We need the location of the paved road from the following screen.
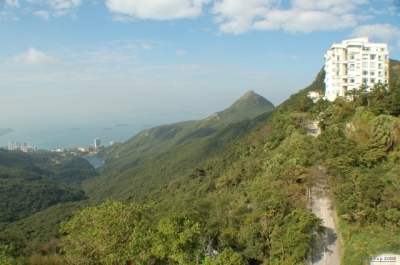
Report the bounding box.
[310,195,341,265]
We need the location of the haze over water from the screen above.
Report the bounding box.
[0,124,144,150]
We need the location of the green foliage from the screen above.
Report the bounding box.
[203,248,245,265]
[84,116,273,203]
[0,244,17,265]
[4,60,400,264]
[0,202,87,245]
[97,91,274,176]
[0,150,97,257]
[152,213,202,264]
[60,201,154,265]
[314,74,400,262]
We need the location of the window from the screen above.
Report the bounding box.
[363,70,368,75]
[362,62,368,68]
[363,78,368,84]
[350,78,355,83]
[370,54,376,60]
[378,71,382,76]
[378,63,383,69]
[370,78,375,83]
[381,48,385,52]
[336,55,340,60]
[370,71,375,76]
[349,63,355,68]
[363,46,371,51]
[385,71,388,76]
[349,54,355,60]
[370,62,376,68]
[363,55,369,60]
[378,55,382,61]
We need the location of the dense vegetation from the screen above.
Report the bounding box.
[84,113,274,203]
[1,60,399,264]
[97,90,274,176]
[0,150,97,253]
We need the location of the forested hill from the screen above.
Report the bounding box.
[1,60,400,264]
[0,149,97,233]
[97,90,274,175]
[81,59,399,264]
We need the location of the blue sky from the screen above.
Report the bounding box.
[1,0,400,128]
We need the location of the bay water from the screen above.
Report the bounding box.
[0,124,144,150]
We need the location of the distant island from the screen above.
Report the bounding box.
[0,128,13,136]
[115,123,128,126]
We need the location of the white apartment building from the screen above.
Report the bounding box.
[324,37,389,101]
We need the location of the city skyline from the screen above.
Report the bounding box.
[1,0,400,128]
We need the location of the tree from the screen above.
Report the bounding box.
[202,248,244,265]
[151,213,202,264]
[60,200,154,265]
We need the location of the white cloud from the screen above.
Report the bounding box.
[5,0,20,7]
[351,23,400,42]
[106,0,212,20]
[26,0,43,3]
[33,10,50,19]
[176,49,186,56]
[368,5,397,15]
[24,0,81,20]
[212,0,369,34]
[13,47,59,66]
[46,0,81,9]
[141,44,152,50]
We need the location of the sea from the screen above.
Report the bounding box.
[0,124,145,151]
[80,155,104,169]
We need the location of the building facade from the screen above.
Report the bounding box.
[324,37,389,101]
[94,138,101,148]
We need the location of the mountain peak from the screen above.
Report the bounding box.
[230,90,274,109]
[199,91,274,126]
[237,90,256,101]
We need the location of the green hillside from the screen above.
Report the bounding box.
[0,149,96,241]
[1,60,399,264]
[80,60,399,264]
[84,111,274,203]
[98,90,274,175]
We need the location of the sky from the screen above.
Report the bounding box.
[1,0,400,129]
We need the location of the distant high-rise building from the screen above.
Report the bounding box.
[7,141,34,151]
[94,138,101,148]
[324,37,389,101]
[8,141,14,150]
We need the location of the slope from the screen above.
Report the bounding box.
[84,111,274,203]
[98,90,274,175]
[134,61,400,263]
[3,61,399,263]
[62,71,328,265]
[82,60,400,263]
[0,149,97,232]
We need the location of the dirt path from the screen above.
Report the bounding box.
[310,193,341,265]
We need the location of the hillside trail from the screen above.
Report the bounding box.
[308,167,342,265]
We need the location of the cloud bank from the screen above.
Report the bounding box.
[104,0,370,34]
[105,0,212,20]
[351,23,400,42]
